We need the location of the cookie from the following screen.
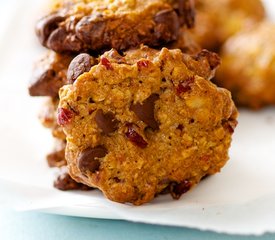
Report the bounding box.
[216,22,275,109]
[29,30,200,98]
[190,0,265,51]
[39,100,93,190]
[35,0,195,53]
[29,52,73,97]
[29,52,97,97]
[58,46,238,205]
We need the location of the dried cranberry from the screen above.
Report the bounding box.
[176,76,194,95]
[101,57,113,70]
[125,124,148,148]
[170,180,192,200]
[57,108,74,126]
[137,60,150,70]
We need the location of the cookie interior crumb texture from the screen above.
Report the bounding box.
[58,46,238,205]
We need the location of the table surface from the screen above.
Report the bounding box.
[0,208,275,240]
[0,1,275,239]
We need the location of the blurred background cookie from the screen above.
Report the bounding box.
[190,0,265,51]
[216,21,275,109]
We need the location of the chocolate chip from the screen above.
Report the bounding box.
[95,109,118,134]
[35,13,65,45]
[47,27,83,53]
[54,172,93,191]
[194,50,221,70]
[67,53,93,83]
[154,10,180,42]
[29,69,58,97]
[76,15,106,47]
[125,123,148,148]
[130,94,159,130]
[178,0,195,28]
[170,180,192,200]
[78,146,108,174]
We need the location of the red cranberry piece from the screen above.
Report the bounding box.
[176,76,194,95]
[170,180,192,200]
[125,124,148,148]
[100,57,113,70]
[137,60,150,70]
[57,108,74,126]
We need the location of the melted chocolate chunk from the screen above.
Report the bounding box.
[193,50,221,70]
[47,28,83,53]
[76,15,106,48]
[95,109,119,134]
[154,9,180,42]
[29,69,57,97]
[67,53,93,83]
[78,146,108,174]
[54,172,93,191]
[36,13,65,45]
[130,94,159,130]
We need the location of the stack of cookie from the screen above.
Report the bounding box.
[29,0,237,205]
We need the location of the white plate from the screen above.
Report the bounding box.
[0,0,275,236]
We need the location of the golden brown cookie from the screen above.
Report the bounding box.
[216,22,275,109]
[58,46,237,205]
[29,28,200,98]
[36,0,195,53]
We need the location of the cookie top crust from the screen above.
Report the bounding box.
[58,46,237,205]
[36,0,195,53]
